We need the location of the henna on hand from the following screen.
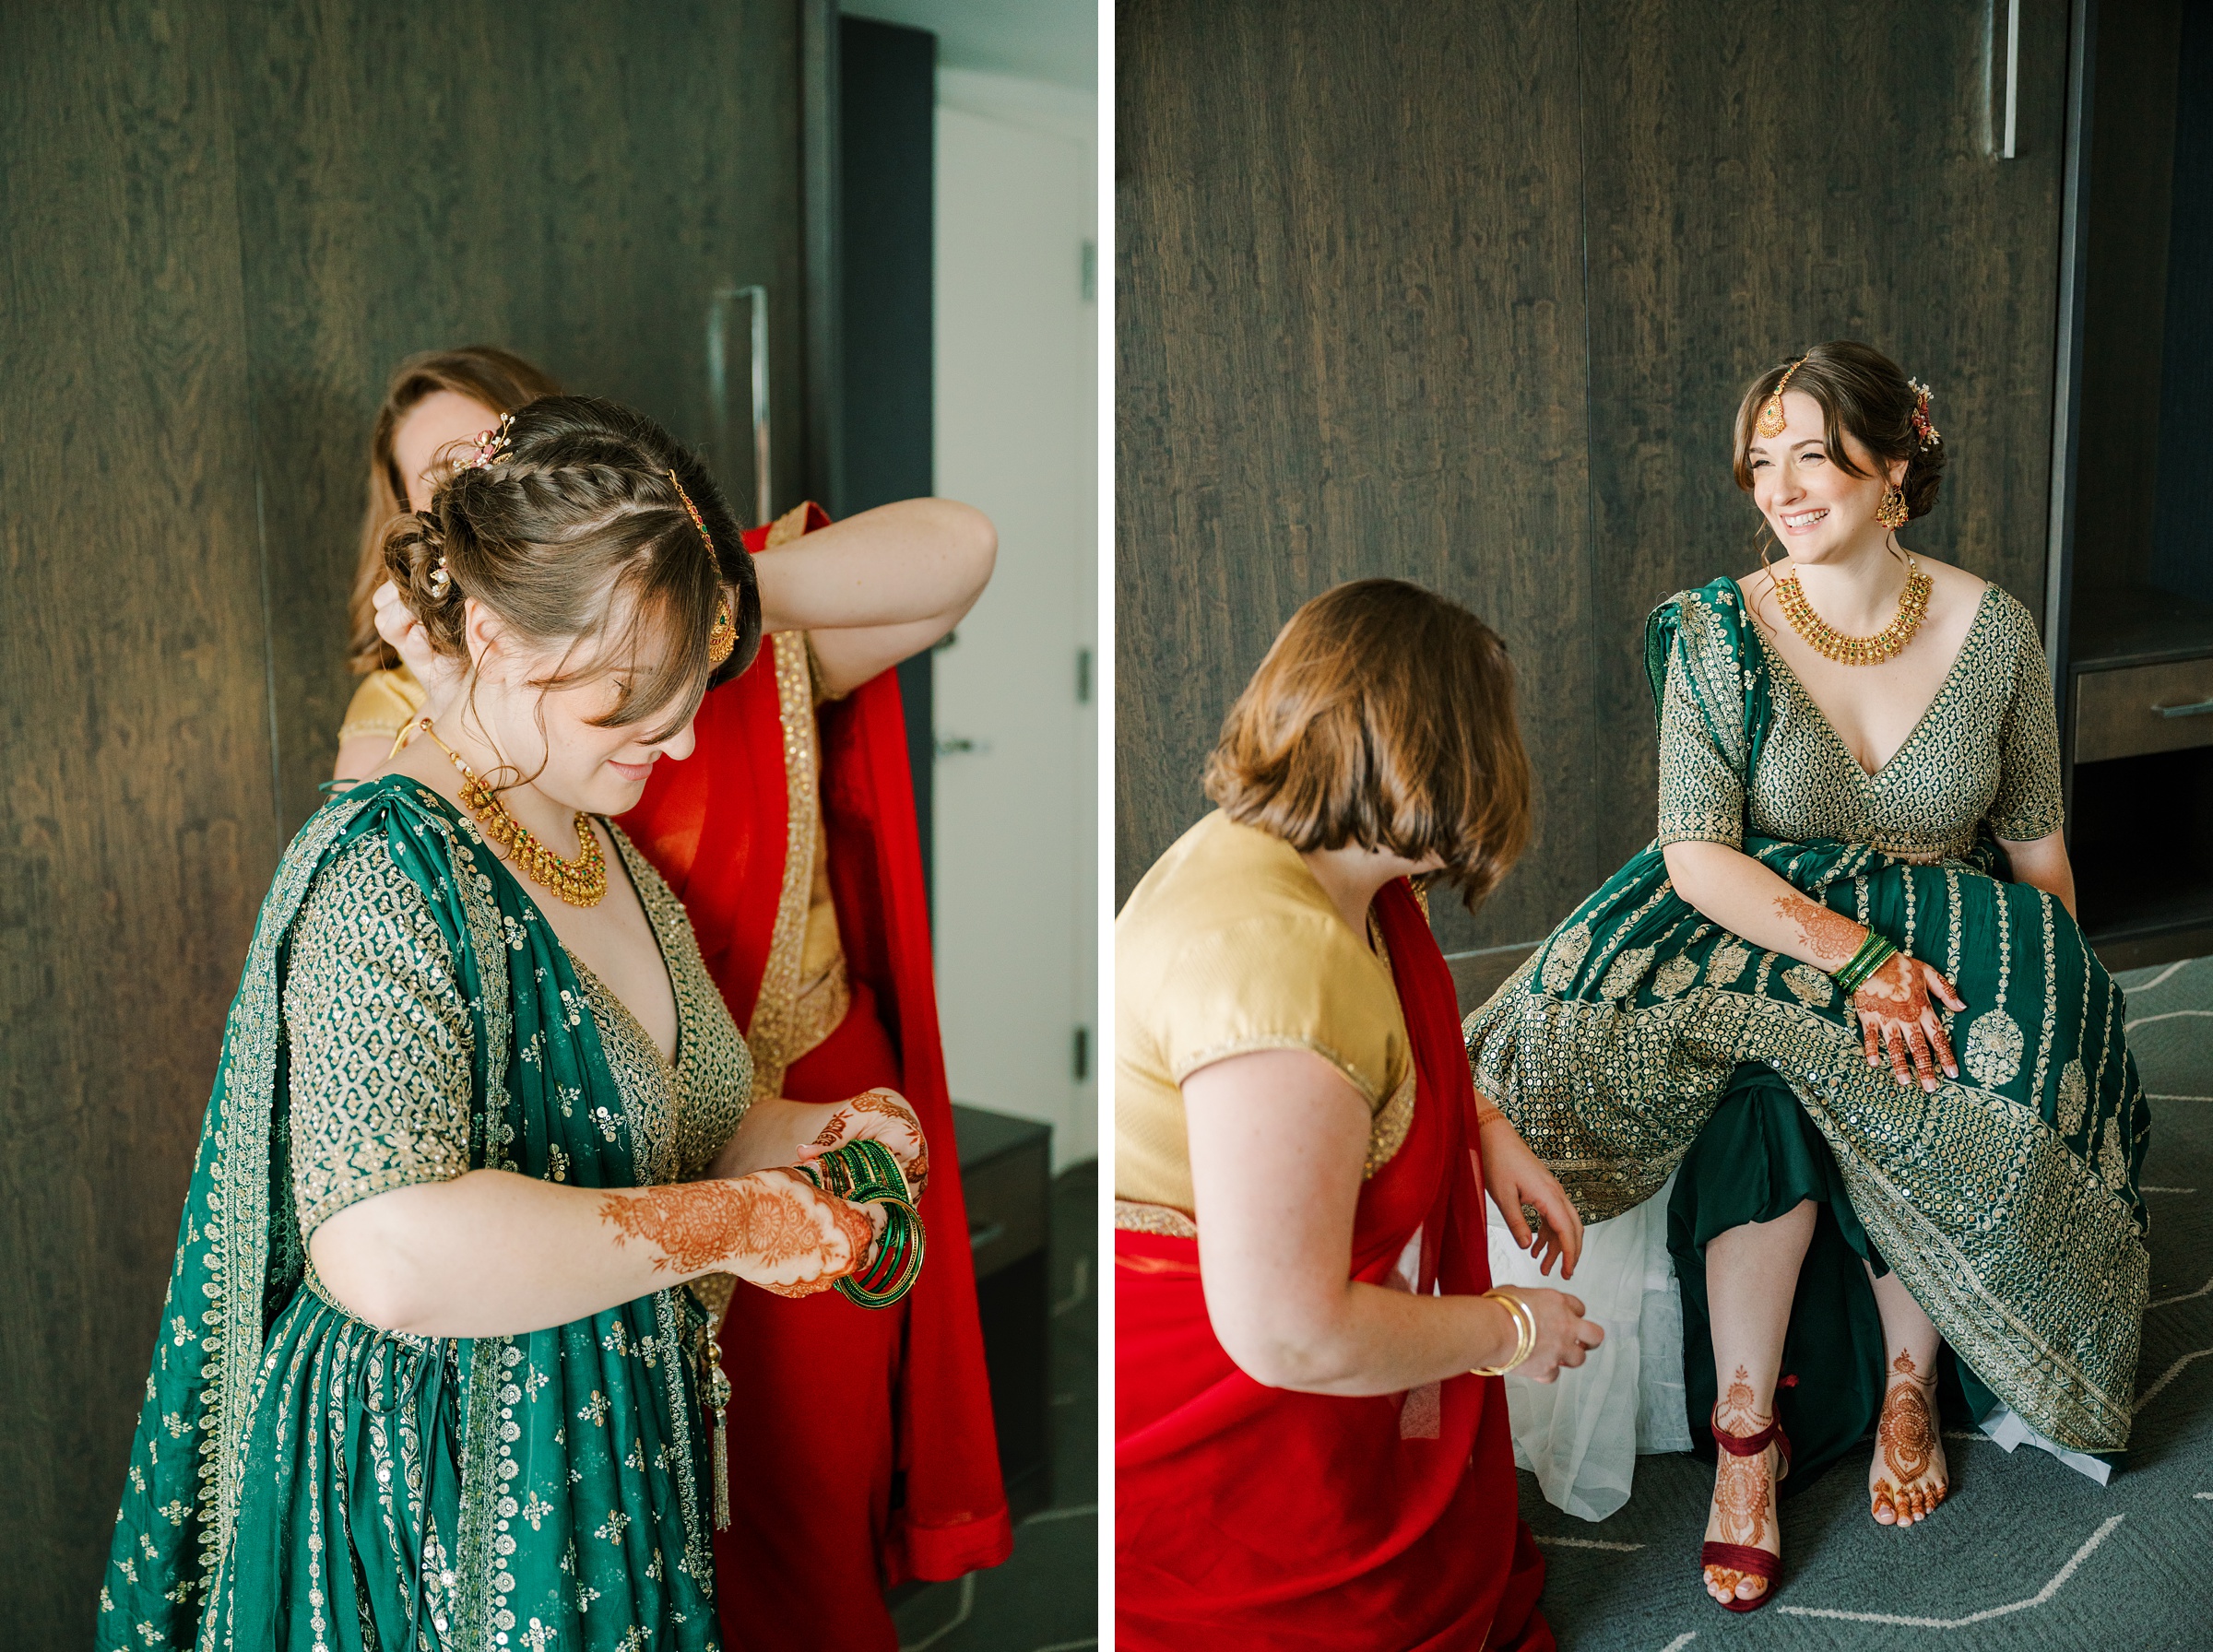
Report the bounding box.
[1852,953,1959,1086]
[811,1088,929,1194]
[598,1171,868,1293]
[1771,891,1864,968]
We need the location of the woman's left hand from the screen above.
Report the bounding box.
[796,1088,929,1198]
[1476,1109,1583,1279]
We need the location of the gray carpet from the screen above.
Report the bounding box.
[892,1162,1097,1652]
[1525,957,2213,1650]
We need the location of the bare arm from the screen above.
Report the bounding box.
[1997,830,2077,918]
[756,499,996,694]
[1182,1048,1599,1396]
[309,1166,878,1339]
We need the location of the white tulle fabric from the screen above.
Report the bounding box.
[1485,1174,1692,1521]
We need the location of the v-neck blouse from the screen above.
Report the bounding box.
[282,820,753,1239]
[1655,580,2064,863]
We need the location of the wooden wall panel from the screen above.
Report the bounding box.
[1578,0,2072,870]
[0,6,277,1645]
[229,0,809,832]
[1116,0,1593,955]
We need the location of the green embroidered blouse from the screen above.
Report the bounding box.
[1657,582,2065,862]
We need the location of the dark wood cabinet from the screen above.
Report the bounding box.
[2053,0,2213,967]
[951,1103,1055,1521]
[0,6,822,1643]
[1119,0,2131,992]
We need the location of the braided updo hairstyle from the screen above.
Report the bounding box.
[1731,340,1947,521]
[382,395,762,739]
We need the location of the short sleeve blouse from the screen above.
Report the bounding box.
[1115,812,1414,1218]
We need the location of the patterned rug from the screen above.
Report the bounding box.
[1524,956,2213,1651]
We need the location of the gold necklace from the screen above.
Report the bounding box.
[1772,558,1933,666]
[414,717,609,907]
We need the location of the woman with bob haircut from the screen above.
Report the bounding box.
[101,395,934,1651]
[1116,578,1602,1651]
[1467,340,2148,1612]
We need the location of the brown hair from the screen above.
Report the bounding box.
[1202,579,1532,908]
[1731,339,1947,520]
[381,395,762,746]
[347,346,564,674]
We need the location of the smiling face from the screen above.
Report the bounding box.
[393,390,503,512]
[1744,390,1907,565]
[459,588,703,818]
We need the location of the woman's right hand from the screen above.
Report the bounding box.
[372,578,466,716]
[1852,953,1966,1092]
[1489,1285,1604,1385]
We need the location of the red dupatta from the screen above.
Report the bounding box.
[1116,879,1551,1652]
[620,504,1012,1584]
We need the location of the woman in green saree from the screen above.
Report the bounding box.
[1465,341,2148,1612]
[101,396,928,1651]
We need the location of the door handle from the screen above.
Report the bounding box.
[934,736,991,757]
[1989,0,2020,159]
[708,284,772,527]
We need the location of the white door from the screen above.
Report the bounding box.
[930,72,1096,1168]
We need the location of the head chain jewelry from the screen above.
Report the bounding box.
[668,470,739,669]
[1907,378,1942,450]
[1756,355,1805,439]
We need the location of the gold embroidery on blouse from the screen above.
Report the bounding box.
[745,631,828,1099]
[1113,1199,1199,1237]
[284,836,475,1237]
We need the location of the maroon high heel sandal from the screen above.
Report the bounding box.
[1700,1413,1792,1613]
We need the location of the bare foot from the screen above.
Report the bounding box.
[1703,1370,1782,1606]
[1869,1351,1948,1526]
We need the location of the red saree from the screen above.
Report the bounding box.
[621,505,1012,1651]
[1116,879,1552,1651]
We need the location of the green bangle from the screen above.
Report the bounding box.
[800,1139,928,1310]
[1831,932,1899,996]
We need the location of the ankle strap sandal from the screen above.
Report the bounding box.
[1700,1414,1792,1613]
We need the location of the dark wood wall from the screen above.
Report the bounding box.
[1118,0,2071,964]
[0,4,812,1644]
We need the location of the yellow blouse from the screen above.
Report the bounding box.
[337,667,428,745]
[1114,811,1414,1225]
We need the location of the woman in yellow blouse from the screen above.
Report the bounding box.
[1117,580,1602,1651]
[331,345,562,782]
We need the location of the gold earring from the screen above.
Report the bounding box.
[1876,484,1909,530]
[706,602,737,668]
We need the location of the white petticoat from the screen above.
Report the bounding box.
[1485,1173,1691,1521]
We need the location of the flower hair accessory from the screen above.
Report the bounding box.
[668,469,739,669]
[465,411,515,470]
[1756,356,1805,439]
[1908,379,1942,450]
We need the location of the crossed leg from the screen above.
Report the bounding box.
[1867,1265,1950,1526]
[1700,1199,1816,1607]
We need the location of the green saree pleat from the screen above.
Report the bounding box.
[100,776,736,1652]
[1465,579,2150,1458]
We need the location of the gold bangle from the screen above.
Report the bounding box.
[1471,1288,1537,1376]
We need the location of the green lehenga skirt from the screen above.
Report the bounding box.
[1465,832,2150,1457]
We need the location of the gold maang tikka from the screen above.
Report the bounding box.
[1756,356,1805,439]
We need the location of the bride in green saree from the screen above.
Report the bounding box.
[101,396,928,1651]
[1465,342,2148,1612]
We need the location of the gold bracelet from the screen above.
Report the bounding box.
[1471,1288,1537,1376]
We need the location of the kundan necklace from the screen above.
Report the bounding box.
[1772,555,1933,667]
[415,716,609,907]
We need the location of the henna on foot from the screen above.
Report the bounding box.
[1702,1367,1782,1606]
[1869,1350,1949,1527]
